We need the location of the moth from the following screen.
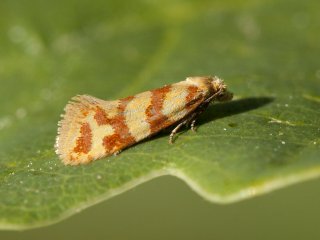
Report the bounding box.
[55,76,233,165]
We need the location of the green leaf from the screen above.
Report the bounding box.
[0,0,319,230]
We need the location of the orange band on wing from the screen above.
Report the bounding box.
[103,96,136,153]
[145,85,171,134]
[73,123,92,154]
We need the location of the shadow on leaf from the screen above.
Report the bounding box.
[200,97,274,125]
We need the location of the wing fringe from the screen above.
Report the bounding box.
[55,95,99,164]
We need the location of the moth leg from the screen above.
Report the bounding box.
[113,150,122,156]
[169,101,211,144]
[190,119,196,132]
[169,121,186,144]
[187,101,212,132]
[169,113,198,144]
[186,111,201,132]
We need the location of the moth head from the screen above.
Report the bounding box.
[211,76,233,102]
[185,76,233,102]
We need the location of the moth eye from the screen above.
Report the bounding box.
[218,91,233,102]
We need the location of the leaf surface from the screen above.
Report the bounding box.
[0,0,319,229]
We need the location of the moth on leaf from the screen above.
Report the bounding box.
[55,76,233,165]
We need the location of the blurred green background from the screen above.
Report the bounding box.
[1,0,320,238]
[2,176,320,239]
